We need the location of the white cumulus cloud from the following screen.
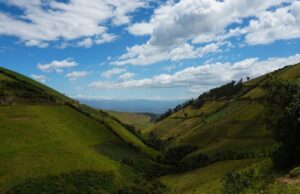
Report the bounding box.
[66,71,88,81]
[38,58,78,73]
[116,0,296,66]
[90,53,300,94]
[118,72,135,80]
[0,0,146,47]
[245,1,300,45]
[101,68,126,79]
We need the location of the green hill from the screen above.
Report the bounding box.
[1,63,300,193]
[105,110,157,134]
[146,64,300,159]
[0,67,160,193]
[119,63,300,193]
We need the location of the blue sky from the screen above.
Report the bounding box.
[0,0,300,100]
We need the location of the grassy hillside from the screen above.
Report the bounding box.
[1,63,300,193]
[161,159,264,194]
[0,105,132,192]
[105,110,157,134]
[148,64,300,157]
[145,63,300,193]
[0,67,160,193]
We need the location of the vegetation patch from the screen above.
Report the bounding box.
[7,170,118,194]
[222,160,275,194]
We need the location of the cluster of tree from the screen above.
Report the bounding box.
[147,132,165,150]
[156,79,244,122]
[263,76,300,170]
[222,161,273,194]
[191,79,244,109]
[155,109,173,122]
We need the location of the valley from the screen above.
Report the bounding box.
[0,63,300,193]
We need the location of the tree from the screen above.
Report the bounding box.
[263,76,300,169]
[147,132,165,150]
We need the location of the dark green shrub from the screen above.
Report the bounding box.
[8,170,117,194]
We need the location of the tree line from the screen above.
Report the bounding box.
[156,79,244,122]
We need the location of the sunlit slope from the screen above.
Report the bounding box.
[77,105,159,158]
[0,66,158,192]
[0,66,158,158]
[154,63,300,194]
[0,105,138,192]
[0,67,73,104]
[148,63,300,158]
[161,159,264,194]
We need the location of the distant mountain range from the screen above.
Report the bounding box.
[78,99,185,114]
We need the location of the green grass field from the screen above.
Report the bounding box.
[161,159,264,194]
[106,110,156,133]
[0,67,160,192]
[0,105,142,192]
[76,105,159,159]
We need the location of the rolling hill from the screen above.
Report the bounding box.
[110,63,300,193]
[146,63,300,158]
[145,63,300,193]
[0,67,160,193]
[1,63,300,194]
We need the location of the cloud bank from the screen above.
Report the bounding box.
[114,0,299,66]
[90,53,300,94]
[0,0,146,47]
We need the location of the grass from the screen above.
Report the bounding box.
[0,67,72,103]
[0,66,161,192]
[168,101,274,158]
[105,110,156,133]
[145,101,226,140]
[76,105,160,159]
[1,63,300,193]
[161,159,264,194]
[0,105,139,192]
[268,182,300,194]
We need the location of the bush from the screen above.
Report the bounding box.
[8,170,117,194]
[222,161,275,194]
[263,77,300,170]
[222,170,255,194]
[147,132,165,150]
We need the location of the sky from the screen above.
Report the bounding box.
[0,0,300,101]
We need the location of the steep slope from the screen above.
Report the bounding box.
[147,63,300,159]
[0,67,159,193]
[146,63,300,193]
